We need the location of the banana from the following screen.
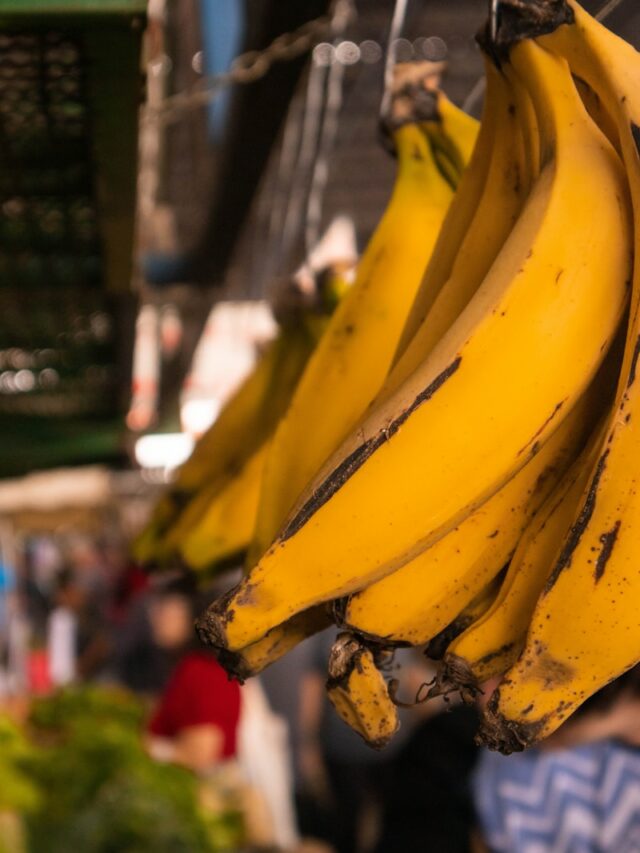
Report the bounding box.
[178,442,268,572]
[438,422,606,703]
[425,571,507,662]
[247,114,455,567]
[438,92,481,167]
[156,474,229,563]
[573,77,621,156]
[339,378,607,648]
[380,59,531,400]
[197,37,631,654]
[427,96,478,189]
[392,60,498,360]
[474,2,640,754]
[215,606,332,682]
[132,319,317,565]
[326,633,399,748]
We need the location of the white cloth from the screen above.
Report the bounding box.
[47,607,77,686]
[237,678,299,850]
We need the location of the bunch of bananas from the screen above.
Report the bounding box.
[133,62,474,584]
[193,0,640,755]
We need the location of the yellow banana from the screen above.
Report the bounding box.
[215,606,332,682]
[132,319,317,565]
[247,115,455,566]
[439,423,605,702]
[197,38,630,654]
[573,77,621,156]
[426,95,479,188]
[156,474,229,563]
[392,61,499,360]
[438,92,481,167]
[425,571,507,662]
[326,634,399,748]
[477,2,640,753]
[178,443,268,571]
[339,379,606,647]
[381,59,531,400]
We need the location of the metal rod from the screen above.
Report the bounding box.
[595,0,627,22]
[305,57,346,257]
[462,76,486,114]
[490,0,500,42]
[380,0,410,117]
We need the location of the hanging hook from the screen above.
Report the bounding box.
[380,0,410,118]
[490,0,500,42]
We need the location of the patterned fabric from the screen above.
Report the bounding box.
[473,740,640,852]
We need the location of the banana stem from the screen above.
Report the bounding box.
[479,0,575,62]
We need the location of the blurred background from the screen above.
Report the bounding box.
[0,0,636,851]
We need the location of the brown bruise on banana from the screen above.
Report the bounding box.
[525,642,575,688]
[479,651,577,752]
[479,646,577,755]
[279,357,463,543]
[593,520,622,583]
[544,450,610,592]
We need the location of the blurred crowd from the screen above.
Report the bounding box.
[1,534,640,852]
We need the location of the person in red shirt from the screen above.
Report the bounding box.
[145,575,241,772]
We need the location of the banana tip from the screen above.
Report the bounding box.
[194,607,229,650]
[476,697,549,754]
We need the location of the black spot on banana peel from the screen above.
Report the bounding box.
[280,357,462,543]
[627,333,640,388]
[517,400,565,458]
[544,450,609,592]
[594,520,622,583]
[632,124,640,156]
